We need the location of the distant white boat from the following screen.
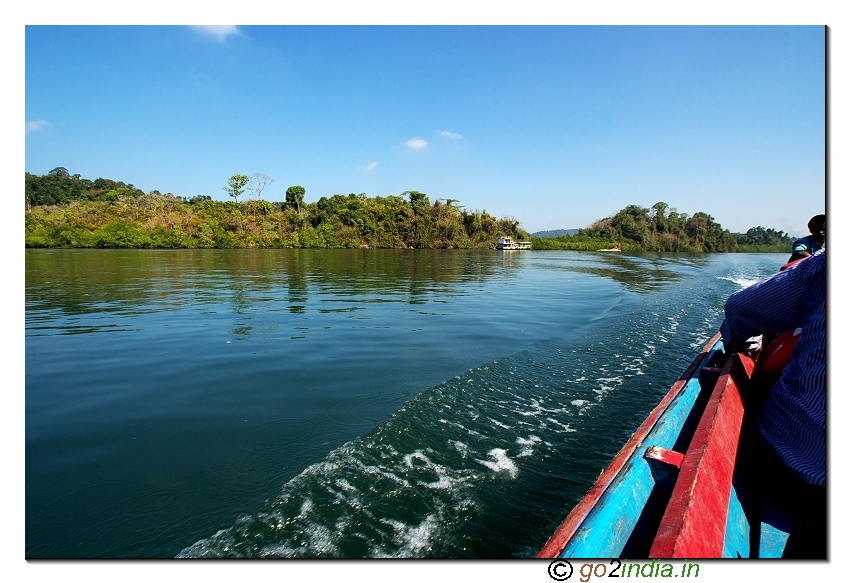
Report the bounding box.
[497,236,532,250]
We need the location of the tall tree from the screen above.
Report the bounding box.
[651,201,669,232]
[223,174,249,202]
[248,173,274,199]
[286,185,306,214]
[404,190,428,205]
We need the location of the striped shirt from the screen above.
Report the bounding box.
[792,234,824,255]
[720,250,825,486]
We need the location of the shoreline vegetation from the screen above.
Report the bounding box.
[26,169,794,253]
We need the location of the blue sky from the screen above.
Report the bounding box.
[24,24,825,236]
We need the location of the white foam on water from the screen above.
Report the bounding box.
[596,376,623,387]
[251,513,342,558]
[403,449,458,490]
[570,399,588,406]
[489,418,512,429]
[439,417,484,438]
[401,513,440,552]
[374,513,441,557]
[335,478,357,492]
[176,529,231,557]
[622,356,645,374]
[475,448,519,478]
[592,375,623,402]
[451,440,469,457]
[597,375,622,383]
[425,472,455,490]
[303,521,339,556]
[439,417,465,431]
[346,455,411,489]
[516,435,542,457]
[257,543,298,558]
[546,417,577,432]
[403,449,429,467]
[515,397,573,420]
[718,275,760,289]
[593,387,610,400]
[299,498,313,516]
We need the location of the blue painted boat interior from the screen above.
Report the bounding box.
[723,479,791,558]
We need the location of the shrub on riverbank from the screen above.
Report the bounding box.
[535,203,793,253]
[24,170,796,252]
[25,191,528,249]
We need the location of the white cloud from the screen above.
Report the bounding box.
[406,137,428,150]
[439,130,463,140]
[26,120,51,134]
[192,26,241,42]
[363,161,378,172]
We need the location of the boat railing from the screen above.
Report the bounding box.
[648,352,755,558]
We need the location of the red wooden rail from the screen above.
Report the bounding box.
[649,352,755,558]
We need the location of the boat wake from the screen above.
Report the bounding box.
[179,290,727,558]
[178,257,772,558]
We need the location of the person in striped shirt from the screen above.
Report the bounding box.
[720,249,825,557]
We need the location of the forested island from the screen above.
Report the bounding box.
[533,202,794,253]
[25,168,794,252]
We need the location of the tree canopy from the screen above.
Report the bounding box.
[285,185,306,213]
[25,170,527,249]
[24,171,796,253]
[531,202,794,253]
[26,169,146,207]
[222,174,250,202]
[248,173,274,199]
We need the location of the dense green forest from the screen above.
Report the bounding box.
[25,169,527,249]
[25,169,795,252]
[531,202,794,253]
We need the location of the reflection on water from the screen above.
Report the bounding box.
[545,252,711,294]
[26,250,707,331]
[25,249,716,343]
[26,250,511,328]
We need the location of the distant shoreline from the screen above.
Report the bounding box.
[26,171,796,254]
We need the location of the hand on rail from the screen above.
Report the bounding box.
[726,335,762,358]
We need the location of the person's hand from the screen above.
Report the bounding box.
[726,335,762,357]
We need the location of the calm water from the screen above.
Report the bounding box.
[25,249,785,558]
